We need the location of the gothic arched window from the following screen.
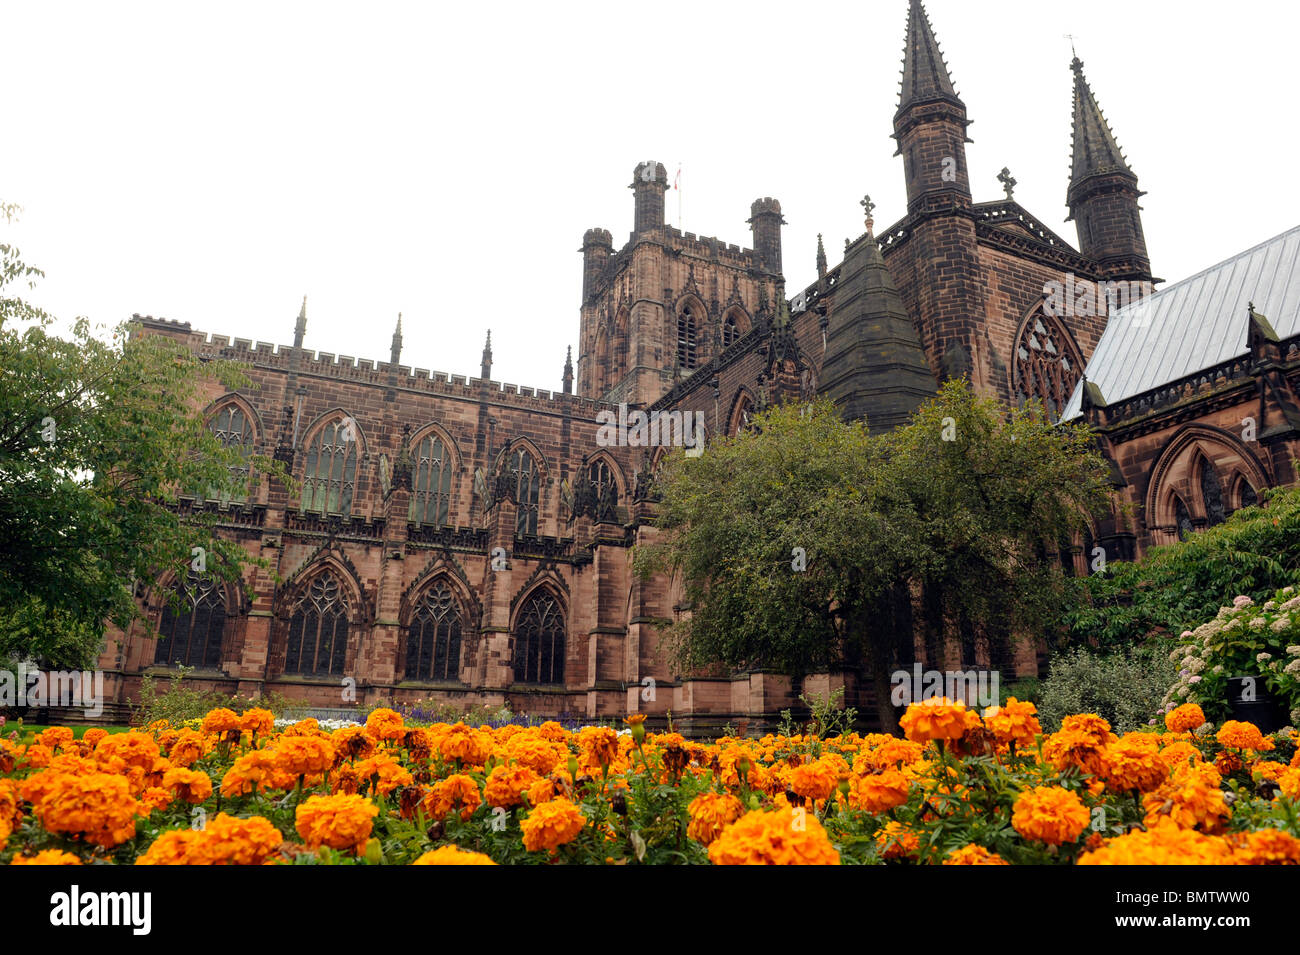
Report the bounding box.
[513,591,565,685]
[721,311,742,349]
[1200,458,1226,527]
[1173,496,1194,541]
[1237,477,1259,510]
[302,418,357,515]
[677,304,699,370]
[207,404,255,504]
[406,581,463,682]
[1012,310,1083,420]
[285,573,350,677]
[409,433,452,527]
[511,447,540,537]
[588,458,618,521]
[155,574,226,668]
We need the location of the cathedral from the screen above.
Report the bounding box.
[94,0,1300,730]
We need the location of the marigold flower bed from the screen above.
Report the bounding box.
[1,700,1297,865]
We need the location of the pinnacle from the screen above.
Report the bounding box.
[1069,55,1134,186]
[897,0,962,113]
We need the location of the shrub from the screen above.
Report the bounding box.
[1037,646,1177,733]
[131,668,308,727]
[1161,584,1300,725]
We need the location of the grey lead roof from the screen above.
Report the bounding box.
[1061,224,1300,420]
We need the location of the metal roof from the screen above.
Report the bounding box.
[1061,224,1300,420]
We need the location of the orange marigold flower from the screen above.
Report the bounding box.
[788,759,839,803]
[899,698,979,744]
[162,766,213,804]
[423,774,482,821]
[1228,829,1300,865]
[139,787,174,814]
[1143,775,1231,833]
[520,797,587,853]
[365,707,405,742]
[1042,728,1110,777]
[1157,741,1202,772]
[484,764,542,809]
[577,726,619,768]
[1217,720,1270,751]
[707,808,840,865]
[874,820,920,861]
[200,708,240,736]
[136,829,216,865]
[272,736,336,777]
[686,792,745,845]
[239,708,275,739]
[943,844,1010,865]
[848,769,910,813]
[1252,760,1289,783]
[1279,768,1300,800]
[330,725,377,763]
[352,753,414,796]
[1098,734,1169,794]
[164,729,210,768]
[294,793,379,853]
[93,731,161,773]
[1165,703,1206,733]
[206,813,284,865]
[30,772,139,848]
[1078,819,1234,865]
[80,728,108,748]
[1011,786,1089,846]
[982,698,1041,748]
[854,738,924,773]
[437,723,491,766]
[282,718,323,737]
[10,850,82,866]
[37,727,75,752]
[505,735,562,776]
[413,845,498,865]
[526,777,556,806]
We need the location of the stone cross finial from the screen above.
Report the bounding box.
[860,194,875,220]
[997,167,1017,199]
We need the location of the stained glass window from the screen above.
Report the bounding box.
[406,581,463,682]
[285,574,350,677]
[513,591,564,684]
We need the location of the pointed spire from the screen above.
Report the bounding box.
[293,295,307,349]
[1069,56,1133,187]
[898,0,961,113]
[480,329,493,380]
[562,345,574,395]
[816,234,827,278]
[389,312,403,366]
[819,227,935,431]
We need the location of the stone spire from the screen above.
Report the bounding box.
[562,346,574,395]
[1066,55,1152,283]
[816,233,828,287]
[480,330,492,380]
[1069,56,1132,187]
[389,313,403,367]
[898,0,961,113]
[293,295,307,349]
[819,211,935,431]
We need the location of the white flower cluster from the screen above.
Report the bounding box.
[272,717,362,731]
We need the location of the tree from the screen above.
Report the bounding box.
[634,381,1114,732]
[0,205,284,667]
[1061,483,1300,651]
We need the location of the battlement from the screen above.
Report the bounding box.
[135,316,615,415]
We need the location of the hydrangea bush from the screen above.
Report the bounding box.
[1163,584,1300,727]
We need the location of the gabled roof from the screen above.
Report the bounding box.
[1062,224,1300,420]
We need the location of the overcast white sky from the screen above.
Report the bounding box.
[3,0,1297,392]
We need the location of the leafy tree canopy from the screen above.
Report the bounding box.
[0,205,285,667]
[635,381,1115,730]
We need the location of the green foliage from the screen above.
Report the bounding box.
[635,382,1114,730]
[1036,645,1178,733]
[1062,485,1300,650]
[130,667,308,726]
[0,209,289,666]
